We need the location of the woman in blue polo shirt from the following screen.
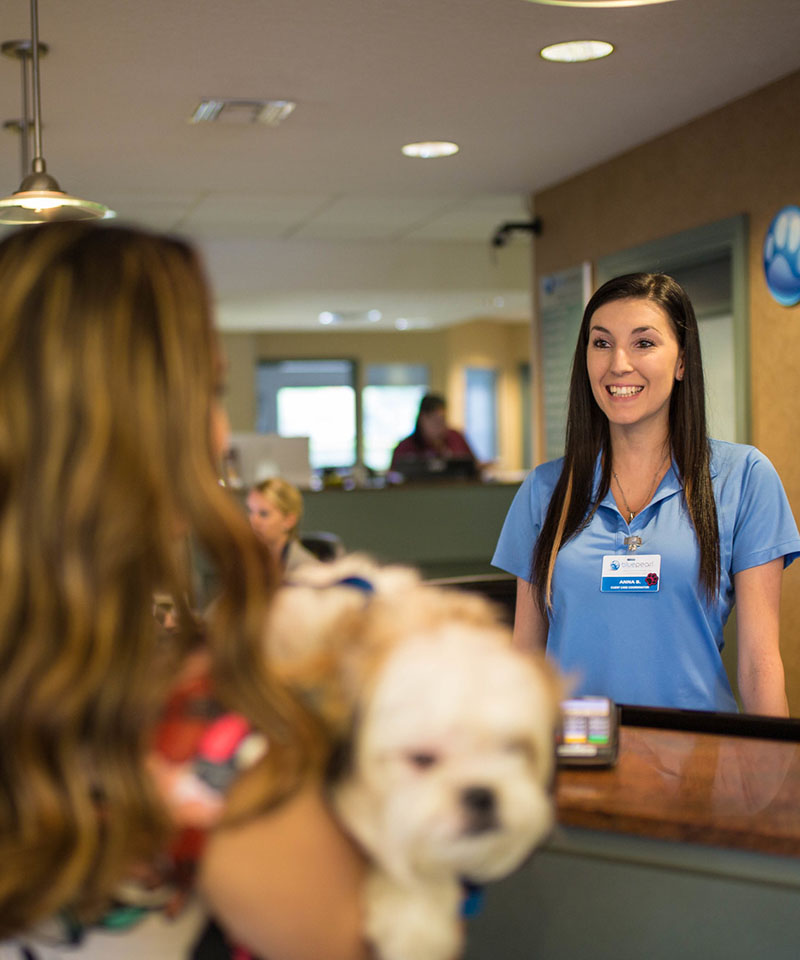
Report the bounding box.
[493,272,800,715]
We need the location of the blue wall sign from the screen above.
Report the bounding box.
[763,205,800,307]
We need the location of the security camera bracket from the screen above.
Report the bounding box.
[490,217,543,248]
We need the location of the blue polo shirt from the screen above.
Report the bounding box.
[492,439,800,711]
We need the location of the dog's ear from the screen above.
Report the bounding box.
[264,565,396,741]
[267,582,368,660]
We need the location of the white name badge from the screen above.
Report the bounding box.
[601,554,661,593]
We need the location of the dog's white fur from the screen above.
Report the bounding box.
[266,556,561,960]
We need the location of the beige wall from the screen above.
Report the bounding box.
[531,69,800,711]
[220,331,257,431]
[445,320,531,469]
[219,320,530,470]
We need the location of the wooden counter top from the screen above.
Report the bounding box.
[556,725,800,856]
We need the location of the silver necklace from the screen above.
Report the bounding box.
[612,450,669,524]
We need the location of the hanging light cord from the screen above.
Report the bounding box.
[29,0,45,174]
[18,47,30,176]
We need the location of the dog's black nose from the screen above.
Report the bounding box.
[461,786,498,832]
[462,786,495,813]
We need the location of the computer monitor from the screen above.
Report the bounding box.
[227,433,313,489]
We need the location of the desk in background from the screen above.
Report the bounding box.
[302,482,519,579]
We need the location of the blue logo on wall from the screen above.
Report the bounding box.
[763,205,800,307]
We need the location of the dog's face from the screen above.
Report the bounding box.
[344,622,559,884]
[266,556,562,887]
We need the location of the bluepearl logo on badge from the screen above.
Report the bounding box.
[601,554,661,593]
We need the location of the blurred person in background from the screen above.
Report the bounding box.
[389,393,477,476]
[247,477,319,575]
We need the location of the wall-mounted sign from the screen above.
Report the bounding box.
[539,263,592,460]
[763,205,800,307]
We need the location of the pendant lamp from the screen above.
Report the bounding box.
[0,0,110,224]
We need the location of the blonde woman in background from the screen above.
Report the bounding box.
[0,223,366,960]
[247,477,319,574]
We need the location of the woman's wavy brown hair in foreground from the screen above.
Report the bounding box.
[0,223,324,937]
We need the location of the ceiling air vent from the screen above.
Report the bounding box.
[189,99,296,127]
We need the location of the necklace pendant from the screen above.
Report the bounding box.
[624,535,643,553]
[628,512,635,524]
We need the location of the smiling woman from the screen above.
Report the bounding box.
[492,273,800,717]
[586,298,684,438]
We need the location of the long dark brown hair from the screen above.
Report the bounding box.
[411,393,446,449]
[531,272,719,614]
[0,223,324,935]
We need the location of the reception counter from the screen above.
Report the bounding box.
[464,720,800,960]
[557,723,800,855]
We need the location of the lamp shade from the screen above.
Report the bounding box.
[0,169,109,224]
[1,2,111,226]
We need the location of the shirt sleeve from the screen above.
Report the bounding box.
[492,468,548,580]
[730,448,800,574]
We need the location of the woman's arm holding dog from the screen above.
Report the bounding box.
[200,779,371,960]
[513,578,548,652]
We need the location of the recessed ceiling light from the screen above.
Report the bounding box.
[318,311,336,325]
[524,0,675,7]
[367,309,382,322]
[395,318,410,330]
[401,141,459,159]
[540,40,614,62]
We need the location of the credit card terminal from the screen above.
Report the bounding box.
[556,696,619,767]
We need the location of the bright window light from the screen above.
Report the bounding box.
[363,384,428,471]
[277,386,356,469]
[257,360,357,469]
[465,368,498,462]
[540,40,614,62]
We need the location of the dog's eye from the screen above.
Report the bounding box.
[505,738,536,762]
[407,752,438,769]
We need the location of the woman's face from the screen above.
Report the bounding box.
[246,489,296,551]
[586,297,684,434]
[419,407,448,446]
[209,349,231,466]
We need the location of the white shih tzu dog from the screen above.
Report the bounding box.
[266,557,562,960]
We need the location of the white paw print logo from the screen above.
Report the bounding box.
[763,205,800,307]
